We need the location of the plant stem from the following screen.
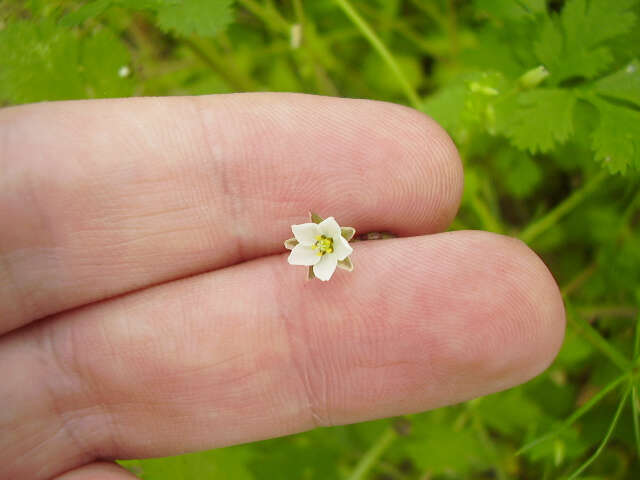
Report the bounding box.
[183,38,257,91]
[567,385,631,480]
[519,170,609,244]
[577,305,639,319]
[237,0,290,33]
[333,0,422,109]
[517,373,628,454]
[470,193,504,233]
[346,428,396,480]
[566,302,632,372]
[632,385,640,460]
[471,413,507,480]
[561,262,597,297]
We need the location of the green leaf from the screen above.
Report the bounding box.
[406,413,490,475]
[156,0,235,37]
[0,20,85,103]
[474,389,543,436]
[534,0,637,83]
[595,59,640,107]
[474,0,546,21]
[422,82,468,142]
[498,88,576,153]
[59,0,113,27]
[590,97,640,173]
[81,29,134,98]
[119,446,255,480]
[494,148,542,197]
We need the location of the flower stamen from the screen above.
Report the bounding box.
[314,235,334,256]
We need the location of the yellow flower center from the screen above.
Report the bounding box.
[311,235,334,256]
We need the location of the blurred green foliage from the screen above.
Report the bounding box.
[1,0,640,478]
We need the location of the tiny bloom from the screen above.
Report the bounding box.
[285,214,355,281]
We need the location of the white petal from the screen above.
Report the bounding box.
[291,223,320,245]
[313,253,338,281]
[288,244,321,266]
[318,216,341,237]
[332,235,353,261]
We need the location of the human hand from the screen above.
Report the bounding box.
[0,93,565,479]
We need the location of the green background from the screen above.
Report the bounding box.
[2,0,640,478]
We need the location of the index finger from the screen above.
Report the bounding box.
[0,93,462,332]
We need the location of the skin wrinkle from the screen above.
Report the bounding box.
[272,263,331,429]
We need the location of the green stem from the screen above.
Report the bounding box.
[346,428,396,480]
[237,0,290,33]
[561,262,597,297]
[517,373,628,455]
[577,305,639,319]
[470,193,504,233]
[519,170,609,244]
[567,386,631,480]
[471,414,507,480]
[566,302,632,372]
[183,38,257,91]
[634,310,640,360]
[632,385,640,460]
[333,0,422,109]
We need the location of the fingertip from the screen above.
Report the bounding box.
[53,462,139,480]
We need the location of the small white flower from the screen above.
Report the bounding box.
[285,215,354,281]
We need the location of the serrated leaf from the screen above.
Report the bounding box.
[81,29,134,98]
[156,0,235,37]
[534,0,637,83]
[498,88,576,153]
[595,59,640,107]
[589,97,640,174]
[0,20,85,103]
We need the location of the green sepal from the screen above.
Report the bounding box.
[284,238,298,250]
[307,266,316,280]
[340,226,356,241]
[337,257,354,271]
[310,212,324,224]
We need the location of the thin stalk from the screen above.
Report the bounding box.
[183,38,257,91]
[634,310,640,360]
[237,0,290,33]
[519,170,608,244]
[567,386,631,480]
[447,0,459,58]
[577,305,639,319]
[470,194,504,233]
[561,262,597,297]
[566,302,632,372]
[346,428,396,480]
[517,373,628,454]
[632,385,640,460]
[471,414,507,480]
[333,0,422,109]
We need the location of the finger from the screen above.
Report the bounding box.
[54,462,138,480]
[1,231,564,480]
[0,93,462,333]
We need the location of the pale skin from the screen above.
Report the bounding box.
[0,93,566,480]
